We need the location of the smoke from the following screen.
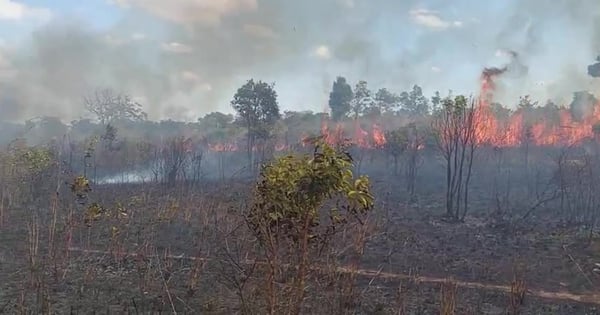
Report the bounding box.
[1,0,403,121]
[587,56,600,77]
[2,0,600,121]
[482,66,508,81]
[475,0,600,106]
[480,50,528,99]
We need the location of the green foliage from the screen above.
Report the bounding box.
[18,147,53,174]
[247,137,374,244]
[4,141,54,180]
[439,94,469,116]
[231,79,281,140]
[84,203,106,227]
[431,91,442,113]
[375,88,400,114]
[328,76,353,121]
[199,111,240,143]
[71,175,92,204]
[400,85,430,116]
[350,80,374,119]
[199,112,234,129]
[384,129,409,158]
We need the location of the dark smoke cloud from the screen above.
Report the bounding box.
[481,50,528,90]
[2,0,414,121]
[482,66,508,79]
[2,0,600,121]
[588,57,600,77]
[497,0,600,98]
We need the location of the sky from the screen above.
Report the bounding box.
[0,0,600,122]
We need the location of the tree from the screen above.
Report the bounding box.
[247,137,374,314]
[432,95,478,221]
[152,136,192,184]
[100,124,118,151]
[490,102,511,121]
[384,124,426,198]
[570,91,597,122]
[24,116,68,145]
[199,112,234,129]
[517,95,538,111]
[328,77,353,121]
[431,91,442,113]
[403,123,426,198]
[375,88,401,114]
[384,129,408,175]
[84,88,147,125]
[231,79,281,172]
[350,81,374,119]
[400,85,430,116]
[540,100,561,126]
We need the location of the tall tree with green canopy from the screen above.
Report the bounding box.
[431,91,442,113]
[231,79,281,172]
[328,76,353,121]
[375,88,401,114]
[350,80,374,119]
[400,85,430,116]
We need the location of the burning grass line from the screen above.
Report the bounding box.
[67,246,600,305]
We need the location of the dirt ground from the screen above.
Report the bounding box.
[1,180,599,314]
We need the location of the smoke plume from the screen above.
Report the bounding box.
[1,0,600,121]
[587,56,600,77]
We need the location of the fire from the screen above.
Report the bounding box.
[474,67,600,147]
[372,124,386,147]
[354,120,369,148]
[208,142,238,152]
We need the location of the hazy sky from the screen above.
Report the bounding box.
[0,0,599,121]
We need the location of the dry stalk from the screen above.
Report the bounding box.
[396,282,406,315]
[509,276,526,315]
[439,279,457,315]
[156,251,177,314]
[27,215,40,287]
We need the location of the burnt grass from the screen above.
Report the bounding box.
[1,175,600,314]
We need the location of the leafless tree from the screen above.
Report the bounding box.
[432,95,478,221]
[84,88,147,126]
[150,137,191,184]
[553,145,600,242]
[404,123,425,199]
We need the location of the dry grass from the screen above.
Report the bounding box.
[509,276,527,315]
[439,279,457,315]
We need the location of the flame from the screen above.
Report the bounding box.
[473,68,600,147]
[208,142,238,152]
[372,124,386,147]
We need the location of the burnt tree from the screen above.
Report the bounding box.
[432,95,479,221]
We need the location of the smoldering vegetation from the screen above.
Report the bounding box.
[1,72,600,314]
[2,0,600,121]
[3,0,600,313]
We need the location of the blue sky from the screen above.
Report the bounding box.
[0,0,599,121]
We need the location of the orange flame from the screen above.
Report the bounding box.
[473,69,600,147]
[372,124,386,147]
[208,142,238,152]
